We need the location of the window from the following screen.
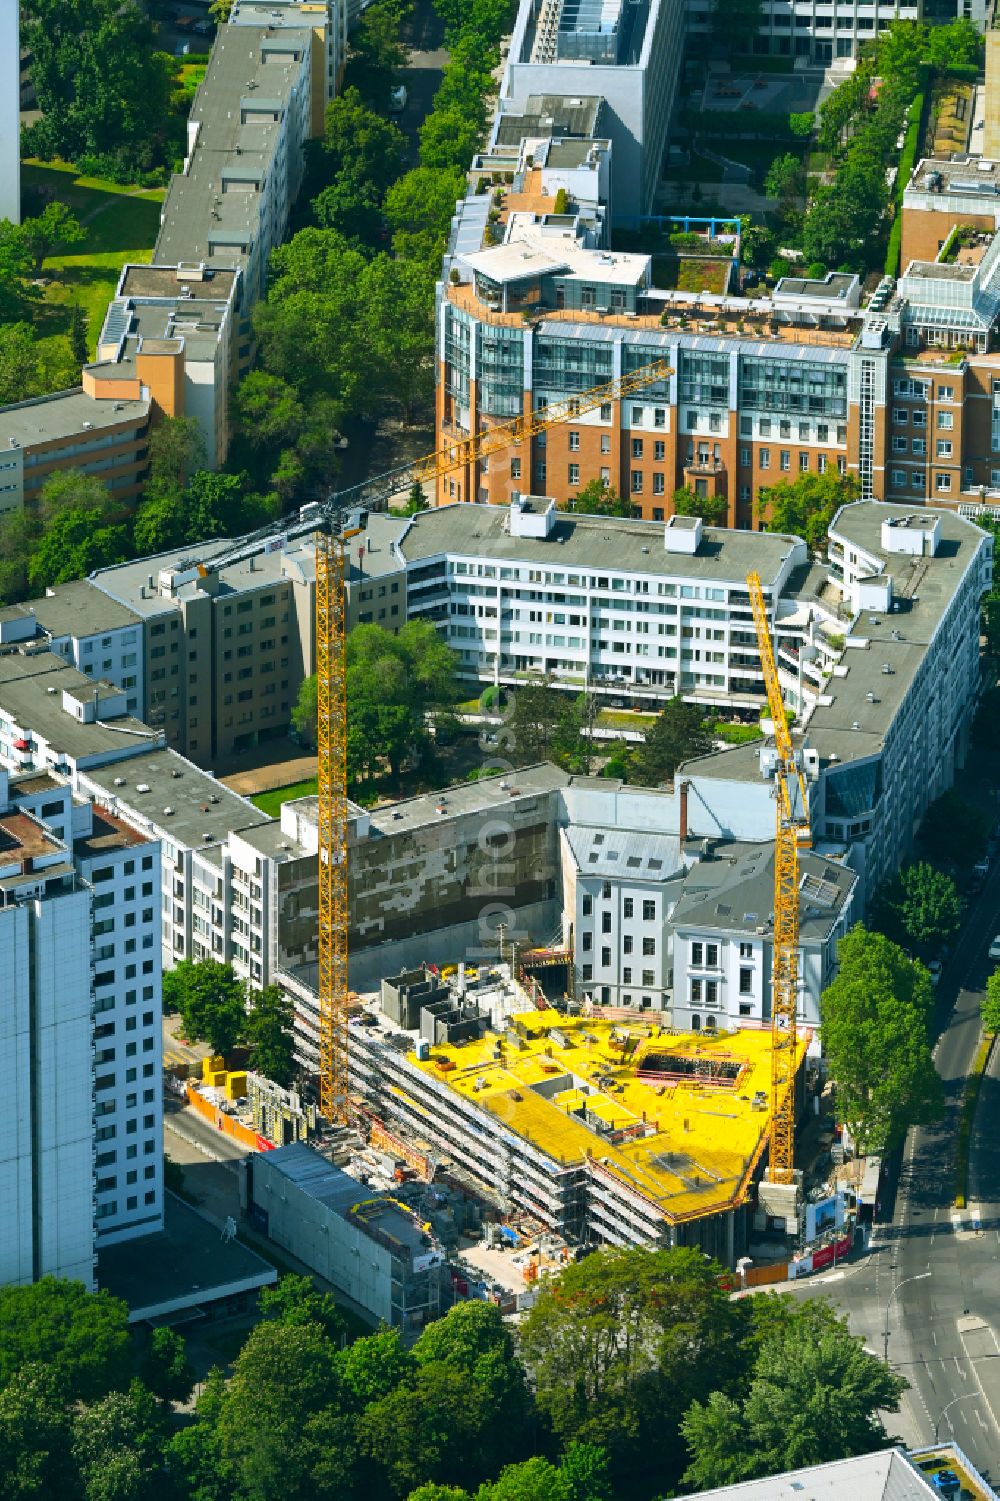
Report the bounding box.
[937,410,954,430]
[642,936,655,956]
[601,946,611,967]
[780,450,790,471]
[936,440,952,458]
[799,452,809,473]
[623,935,633,955]
[690,978,702,1002]
[936,472,952,492]
[739,967,753,995]
[891,468,907,487]
[691,941,703,966]
[601,434,611,454]
[602,911,612,934]
[582,894,592,916]
[511,458,521,479]
[569,430,580,451]
[642,969,655,986]
[759,449,770,470]
[631,471,643,494]
[642,899,655,920]
[602,881,611,899]
[623,967,632,984]
[581,932,592,951]
[623,897,634,919]
[938,384,954,402]
[892,436,907,453]
[568,463,580,485]
[582,964,593,981]
[632,438,644,459]
[739,941,753,958]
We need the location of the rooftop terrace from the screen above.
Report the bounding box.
[410,1011,808,1224]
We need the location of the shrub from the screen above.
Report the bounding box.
[806,261,827,279]
[884,215,903,277]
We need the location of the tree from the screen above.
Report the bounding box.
[384,166,467,260]
[0,220,38,322]
[503,682,582,768]
[341,621,460,784]
[337,1327,415,1407]
[140,1328,194,1407]
[259,1274,345,1341]
[0,322,43,406]
[362,256,438,420]
[22,0,173,173]
[215,1321,356,1501]
[73,1381,170,1501]
[672,486,728,526]
[982,969,1000,1035]
[821,924,942,1155]
[162,960,246,1056]
[209,0,235,20]
[345,0,409,106]
[631,697,712,786]
[19,203,86,275]
[144,415,207,503]
[321,86,405,198]
[478,1459,573,1501]
[0,1365,79,1500]
[873,861,962,955]
[419,108,484,171]
[27,474,129,591]
[134,467,275,555]
[0,509,44,605]
[358,1362,495,1497]
[562,480,631,518]
[245,984,296,1086]
[764,153,804,210]
[761,470,859,548]
[682,1298,906,1489]
[920,791,987,869]
[518,1247,739,1476]
[70,303,90,365]
[740,224,775,271]
[233,372,306,453]
[291,674,318,749]
[0,1278,131,1402]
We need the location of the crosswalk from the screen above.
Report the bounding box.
[163,1049,192,1070]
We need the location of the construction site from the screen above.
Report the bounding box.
[347,985,811,1267]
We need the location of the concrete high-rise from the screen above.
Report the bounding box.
[0,1,20,224]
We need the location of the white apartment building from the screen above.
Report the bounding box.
[683,0,920,65]
[0,585,145,718]
[0,765,163,1289]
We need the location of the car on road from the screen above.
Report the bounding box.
[389,84,407,112]
[989,935,1000,960]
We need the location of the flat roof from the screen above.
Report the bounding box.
[91,534,314,619]
[81,748,270,851]
[0,387,149,450]
[259,1143,434,1257]
[75,806,150,858]
[398,504,803,588]
[907,155,1000,196]
[118,263,239,301]
[97,1192,276,1323]
[363,762,570,838]
[688,1448,937,1499]
[0,655,158,760]
[411,1011,808,1223]
[463,231,648,287]
[0,579,142,640]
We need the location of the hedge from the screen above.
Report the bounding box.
[884,91,925,276]
[954,1034,994,1209]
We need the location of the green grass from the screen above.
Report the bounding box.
[250,778,319,817]
[597,709,657,731]
[21,161,165,365]
[713,720,763,746]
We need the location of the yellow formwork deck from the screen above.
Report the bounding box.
[411,1011,809,1224]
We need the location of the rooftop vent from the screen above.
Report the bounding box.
[171,768,182,778]
[163,806,174,816]
[136,783,151,793]
[851,721,861,730]
[113,777,126,787]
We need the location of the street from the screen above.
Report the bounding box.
[783,858,1000,1478]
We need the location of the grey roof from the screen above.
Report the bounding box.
[0,581,142,641]
[81,748,269,851]
[0,387,149,449]
[398,504,802,587]
[344,513,409,583]
[154,26,310,269]
[671,841,856,943]
[91,535,315,619]
[0,656,158,761]
[564,824,682,881]
[259,1143,431,1255]
[362,762,570,838]
[688,1447,937,1500]
[808,502,991,761]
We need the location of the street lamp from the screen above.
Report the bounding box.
[883,1270,931,1363]
[935,1393,980,1443]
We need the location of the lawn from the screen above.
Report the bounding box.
[21,160,165,369]
[250,777,319,817]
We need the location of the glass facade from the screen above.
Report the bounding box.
[535,336,613,395]
[679,348,729,407]
[477,325,524,418]
[738,356,847,417]
[444,308,471,406]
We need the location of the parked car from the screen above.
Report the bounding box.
[927,959,942,985]
[388,84,407,112]
[931,1470,960,1498]
[989,935,1000,960]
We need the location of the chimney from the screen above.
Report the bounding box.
[679,779,689,841]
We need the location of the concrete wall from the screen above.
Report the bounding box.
[0,1,20,225]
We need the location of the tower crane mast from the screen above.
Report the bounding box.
[197,359,672,1123]
[746,570,810,1183]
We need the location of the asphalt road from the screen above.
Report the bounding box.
[785,861,1000,1478]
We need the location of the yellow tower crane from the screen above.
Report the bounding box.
[198,357,672,1123]
[746,570,811,1182]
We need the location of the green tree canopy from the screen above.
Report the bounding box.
[0,1279,131,1403]
[27,474,130,592]
[419,108,485,171]
[22,0,173,172]
[562,480,631,518]
[873,861,963,956]
[682,1298,906,1489]
[982,968,1000,1035]
[631,697,712,786]
[244,984,296,1087]
[72,1381,170,1501]
[259,1274,345,1342]
[761,471,859,548]
[764,152,804,209]
[821,924,942,1154]
[139,1328,194,1408]
[384,166,468,260]
[0,1365,79,1499]
[162,960,247,1056]
[672,486,728,525]
[133,468,277,557]
[19,203,86,275]
[0,322,44,406]
[215,1320,356,1501]
[337,1327,415,1408]
[321,86,406,197]
[518,1247,739,1475]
